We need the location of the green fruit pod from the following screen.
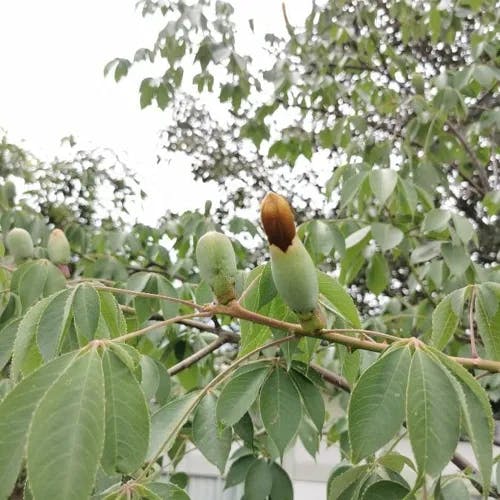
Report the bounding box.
[270,236,319,315]
[261,192,325,332]
[47,229,71,264]
[6,227,34,261]
[196,231,237,304]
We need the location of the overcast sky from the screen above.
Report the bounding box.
[0,0,311,224]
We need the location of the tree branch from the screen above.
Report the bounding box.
[446,120,490,193]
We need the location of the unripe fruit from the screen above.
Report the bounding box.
[261,192,325,332]
[47,229,71,265]
[196,231,237,304]
[6,227,34,261]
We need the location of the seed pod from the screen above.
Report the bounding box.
[6,227,34,261]
[196,231,237,304]
[47,229,71,265]
[261,193,325,332]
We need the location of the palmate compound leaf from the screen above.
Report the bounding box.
[259,367,302,457]
[348,346,411,462]
[406,349,460,478]
[0,352,76,499]
[27,349,105,500]
[425,346,493,493]
[101,350,150,475]
[193,393,232,473]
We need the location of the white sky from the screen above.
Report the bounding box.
[0,0,311,225]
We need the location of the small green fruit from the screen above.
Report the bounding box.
[196,231,237,304]
[47,229,71,265]
[6,227,34,261]
[261,192,325,332]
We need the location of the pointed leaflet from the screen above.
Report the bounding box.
[426,346,493,493]
[239,265,274,356]
[11,296,51,380]
[476,284,500,360]
[216,366,270,426]
[371,223,404,252]
[0,318,20,371]
[327,465,370,500]
[193,393,232,473]
[259,367,302,456]
[406,349,460,477]
[349,347,411,462]
[225,455,257,489]
[148,392,200,460]
[37,288,75,361]
[73,283,100,344]
[369,169,398,206]
[0,352,75,499]
[101,350,150,475]
[27,349,105,500]
[244,459,273,500]
[431,287,466,349]
[290,369,325,433]
[361,480,410,500]
[318,271,361,328]
[270,463,294,500]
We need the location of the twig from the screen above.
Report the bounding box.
[93,284,203,310]
[168,336,229,376]
[446,120,490,193]
[111,312,211,343]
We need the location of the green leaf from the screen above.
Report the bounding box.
[327,465,369,500]
[11,296,50,380]
[406,349,460,477]
[99,291,127,338]
[270,463,294,500]
[366,253,390,295]
[146,482,190,500]
[318,272,361,328]
[290,369,325,432]
[37,289,74,361]
[260,367,302,456]
[148,392,199,461]
[244,459,273,500]
[27,349,105,500]
[369,169,397,205]
[441,243,470,276]
[140,355,160,401]
[439,479,470,500]
[233,412,254,449]
[349,347,411,462]
[371,223,404,252]
[0,318,20,371]
[426,347,493,493]
[73,284,100,344]
[101,350,150,474]
[431,288,466,349]
[422,209,450,233]
[410,241,441,264]
[217,366,270,426]
[340,172,368,209]
[225,455,257,489]
[361,480,410,500]
[156,275,180,319]
[193,393,232,473]
[0,352,75,499]
[239,266,274,356]
[476,287,500,360]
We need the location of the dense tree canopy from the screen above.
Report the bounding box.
[0,1,499,499]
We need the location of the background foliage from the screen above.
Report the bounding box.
[0,0,499,499]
